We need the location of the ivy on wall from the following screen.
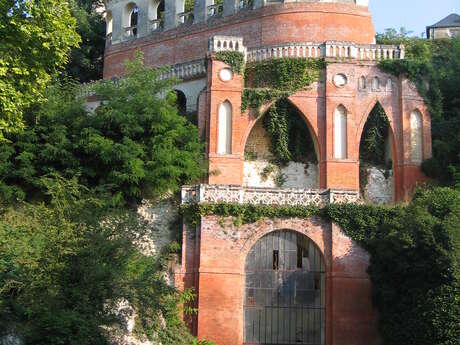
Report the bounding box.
[263,98,317,165]
[359,102,391,167]
[242,58,326,111]
[214,51,245,74]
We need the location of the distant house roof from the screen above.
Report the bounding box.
[428,13,460,29]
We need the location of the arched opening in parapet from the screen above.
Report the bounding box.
[359,102,394,204]
[243,99,319,189]
[174,90,187,116]
[244,229,325,345]
[124,3,138,37]
[106,11,113,38]
[149,0,165,30]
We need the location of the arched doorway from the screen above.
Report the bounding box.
[244,230,325,345]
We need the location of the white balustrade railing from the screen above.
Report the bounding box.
[246,41,405,62]
[181,185,360,206]
[159,59,206,80]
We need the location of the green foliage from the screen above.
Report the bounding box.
[378,35,460,186]
[182,202,321,228]
[329,187,460,345]
[214,51,245,74]
[241,89,288,113]
[263,98,317,165]
[245,58,325,91]
[65,0,106,82]
[184,0,194,12]
[359,103,391,166]
[0,175,197,345]
[0,53,204,205]
[241,58,325,112]
[0,0,80,140]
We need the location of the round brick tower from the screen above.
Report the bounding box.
[102,1,431,345]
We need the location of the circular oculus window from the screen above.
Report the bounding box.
[219,68,233,82]
[333,74,348,87]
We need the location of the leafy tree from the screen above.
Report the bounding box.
[65,0,106,82]
[0,175,199,345]
[0,53,204,205]
[327,186,460,345]
[0,0,80,139]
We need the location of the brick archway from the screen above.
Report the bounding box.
[180,216,378,345]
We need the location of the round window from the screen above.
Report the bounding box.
[333,73,348,87]
[219,68,233,82]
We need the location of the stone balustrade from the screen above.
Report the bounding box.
[159,59,206,80]
[181,184,360,206]
[77,59,206,99]
[246,41,405,62]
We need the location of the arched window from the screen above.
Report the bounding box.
[359,76,366,90]
[386,78,392,91]
[217,101,232,154]
[372,76,380,91]
[124,3,138,38]
[149,0,165,31]
[334,105,347,159]
[410,110,423,163]
[130,6,138,36]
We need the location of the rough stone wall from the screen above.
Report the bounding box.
[243,119,319,188]
[243,161,319,188]
[362,166,394,204]
[137,198,179,256]
[108,198,179,345]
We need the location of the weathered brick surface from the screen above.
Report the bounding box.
[103,3,375,78]
[175,217,379,345]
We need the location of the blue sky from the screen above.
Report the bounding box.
[369,0,459,37]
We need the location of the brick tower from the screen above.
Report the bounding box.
[103,1,431,344]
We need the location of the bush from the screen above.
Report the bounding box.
[0,53,204,206]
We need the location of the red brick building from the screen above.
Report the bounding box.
[103,1,431,344]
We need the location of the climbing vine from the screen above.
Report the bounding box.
[241,58,326,112]
[214,51,245,74]
[262,98,317,165]
[379,59,442,120]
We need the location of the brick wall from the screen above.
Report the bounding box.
[103,3,375,78]
[175,216,379,345]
